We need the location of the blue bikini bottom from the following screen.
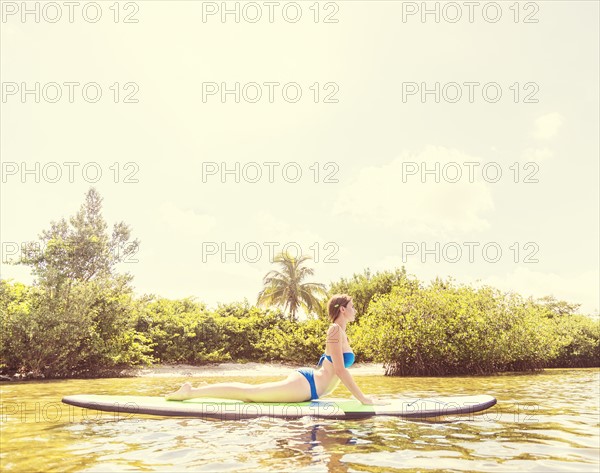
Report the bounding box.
[297,368,319,400]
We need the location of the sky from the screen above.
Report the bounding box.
[1,1,598,317]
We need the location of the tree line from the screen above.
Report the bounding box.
[1,188,597,379]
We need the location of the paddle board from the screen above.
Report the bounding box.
[62,394,497,420]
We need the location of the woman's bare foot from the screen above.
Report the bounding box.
[165,382,205,401]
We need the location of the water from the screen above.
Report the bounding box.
[1,368,598,472]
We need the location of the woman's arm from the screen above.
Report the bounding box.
[334,368,368,402]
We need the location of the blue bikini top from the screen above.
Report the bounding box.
[317,352,355,368]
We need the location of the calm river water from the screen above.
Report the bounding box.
[1,368,598,472]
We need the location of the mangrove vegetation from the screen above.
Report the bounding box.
[1,188,598,379]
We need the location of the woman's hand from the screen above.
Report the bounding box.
[359,396,391,406]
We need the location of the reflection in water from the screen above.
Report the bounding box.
[0,368,598,472]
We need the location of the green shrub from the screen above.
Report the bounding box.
[353,279,586,376]
[255,317,328,364]
[131,296,225,363]
[0,279,152,378]
[327,267,420,321]
[545,314,600,367]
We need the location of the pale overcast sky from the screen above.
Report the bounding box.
[1,1,598,316]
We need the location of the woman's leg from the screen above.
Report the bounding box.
[165,372,312,403]
[165,381,257,401]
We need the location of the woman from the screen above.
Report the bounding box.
[164,294,388,405]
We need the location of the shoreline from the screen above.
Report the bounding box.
[124,362,387,378]
[2,365,596,381]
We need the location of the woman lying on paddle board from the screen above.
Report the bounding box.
[165,294,389,405]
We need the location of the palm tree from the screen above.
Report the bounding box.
[257,252,327,322]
